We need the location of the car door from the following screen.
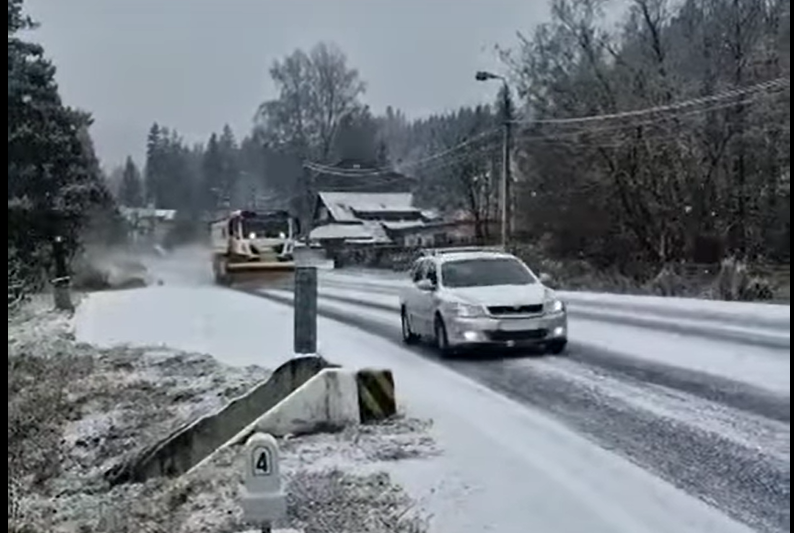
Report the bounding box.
[413,260,439,336]
[402,259,427,330]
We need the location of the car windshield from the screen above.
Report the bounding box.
[441,258,537,288]
[242,217,289,239]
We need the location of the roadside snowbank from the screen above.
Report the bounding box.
[9,299,433,533]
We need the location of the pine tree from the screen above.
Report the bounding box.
[8,0,114,263]
[144,123,162,206]
[218,124,240,206]
[118,156,144,207]
[201,133,224,212]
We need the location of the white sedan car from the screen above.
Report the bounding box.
[399,248,568,356]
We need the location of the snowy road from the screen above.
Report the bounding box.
[253,269,790,533]
[75,255,790,533]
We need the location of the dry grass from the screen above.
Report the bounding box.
[286,469,429,533]
[8,301,433,533]
[509,245,783,301]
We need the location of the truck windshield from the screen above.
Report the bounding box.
[441,258,537,288]
[241,217,289,239]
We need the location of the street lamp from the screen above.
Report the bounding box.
[475,70,512,251]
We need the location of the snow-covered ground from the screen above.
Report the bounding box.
[10,291,433,532]
[70,256,788,533]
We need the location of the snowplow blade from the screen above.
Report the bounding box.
[224,261,296,289]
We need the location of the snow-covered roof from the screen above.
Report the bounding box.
[318,192,417,223]
[119,207,176,221]
[381,220,427,231]
[310,223,373,241]
[421,209,441,220]
[310,220,393,243]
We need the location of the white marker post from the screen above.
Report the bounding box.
[240,433,287,533]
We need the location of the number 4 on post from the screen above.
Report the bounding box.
[253,447,271,476]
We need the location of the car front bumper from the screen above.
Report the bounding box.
[444,311,568,350]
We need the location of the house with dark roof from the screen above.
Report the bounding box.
[309,191,442,246]
[119,204,177,245]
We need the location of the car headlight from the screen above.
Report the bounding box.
[544,290,565,314]
[546,299,565,313]
[447,302,486,318]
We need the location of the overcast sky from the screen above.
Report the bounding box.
[24,0,584,168]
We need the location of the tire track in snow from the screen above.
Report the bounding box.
[455,357,790,533]
[322,269,790,332]
[319,277,790,351]
[239,287,790,533]
[303,282,791,424]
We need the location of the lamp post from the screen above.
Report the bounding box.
[475,70,512,251]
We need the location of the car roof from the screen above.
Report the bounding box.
[422,251,520,264]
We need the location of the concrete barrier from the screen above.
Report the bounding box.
[191,368,361,472]
[356,369,397,423]
[106,355,332,485]
[252,368,360,437]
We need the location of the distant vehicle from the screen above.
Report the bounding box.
[399,247,568,356]
[209,209,298,287]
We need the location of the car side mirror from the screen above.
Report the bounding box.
[416,279,436,291]
[539,272,553,285]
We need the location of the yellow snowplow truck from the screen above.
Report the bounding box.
[210,209,298,287]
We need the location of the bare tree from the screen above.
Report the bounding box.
[498,0,790,267]
[256,42,366,161]
[409,106,500,237]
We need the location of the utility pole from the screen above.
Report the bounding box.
[501,87,512,251]
[476,71,512,251]
[51,235,73,312]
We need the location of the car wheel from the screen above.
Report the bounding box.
[547,340,568,355]
[434,315,453,357]
[401,308,419,345]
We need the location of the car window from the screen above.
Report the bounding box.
[441,257,537,288]
[411,259,427,283]
[426,262,438,285]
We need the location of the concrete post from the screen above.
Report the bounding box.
[51,236,73,312]
[293,267,318,355]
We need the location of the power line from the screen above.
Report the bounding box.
[302,77,787,180]
[282,85,788,198]
[511,77,789,126]
[303,127,501,177]
[303,85,787,185]
[513,88,788,144]
[315,149,500,192]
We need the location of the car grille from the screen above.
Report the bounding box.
[487,329,548,342]
[488,304,544,316]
